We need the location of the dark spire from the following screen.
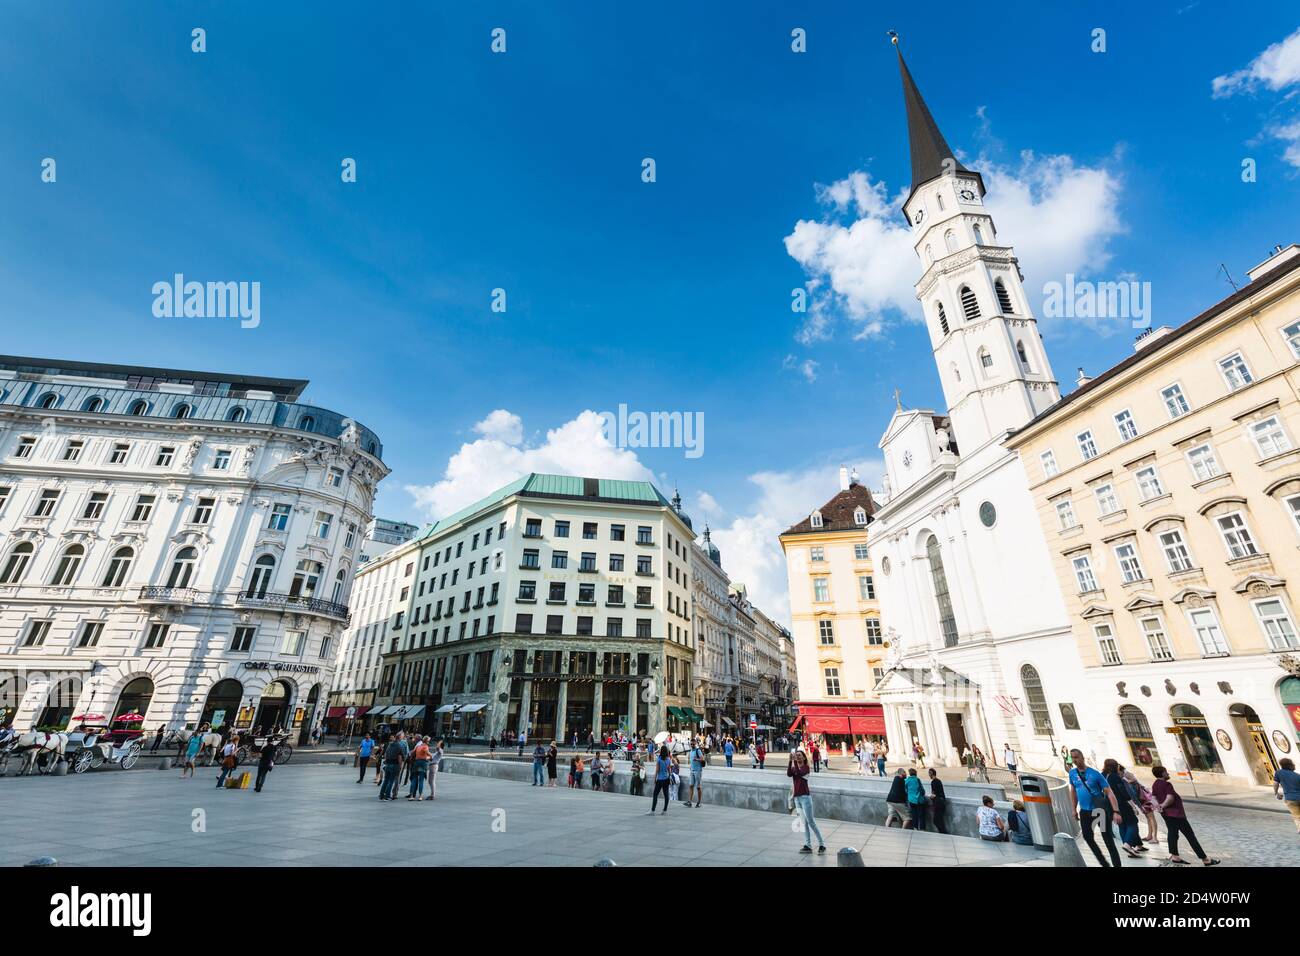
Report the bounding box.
[889,34,985,218]
[896,47,967,191]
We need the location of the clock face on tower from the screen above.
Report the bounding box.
[913,209,925,225]
[958,186,980,204]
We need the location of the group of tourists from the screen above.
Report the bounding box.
[357,730,446,802]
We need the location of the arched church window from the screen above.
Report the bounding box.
[973,224,985,245]
[960,286,981,321]
[937,302,949,336]
[936,194,945,212]
[924,244,933,264]
[925,534,959,648]
[978,347,993,376]
[995,279,1014,314]
[1021,664,1055,736]
[1017,340,1031,371]
[951,363,961,383]
[944,230,960,255]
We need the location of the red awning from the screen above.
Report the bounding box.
[326,706,370,719]
[790,702,886,736]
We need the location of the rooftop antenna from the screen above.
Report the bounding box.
[1219,263,1239,292]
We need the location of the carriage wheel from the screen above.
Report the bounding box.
[276,743,293,764]
[235,745,250,766]
[73,750,94,774]
[120,744,141,770]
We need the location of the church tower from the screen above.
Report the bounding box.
[894,43,1059,451]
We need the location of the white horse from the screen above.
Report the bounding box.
[12,731,68,775]
[178,728,224,764]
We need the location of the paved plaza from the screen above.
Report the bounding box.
[1,763,1295,868]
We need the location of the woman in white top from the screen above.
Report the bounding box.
[976,794,1008,842]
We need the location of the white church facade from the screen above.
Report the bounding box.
[868,47,1096,770]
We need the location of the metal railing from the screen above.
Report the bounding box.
[235,591,350,620]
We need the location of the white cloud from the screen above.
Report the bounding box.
[783,149,1124,339]
[1212,27,1300,98]
[708,460,885,626]
[1269,117,1300,169]
[782,353,820,382]
[406,410,653,519]
[472,409,523,444]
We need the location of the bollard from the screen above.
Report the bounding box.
[25,857,57,867]
[837,847,865,867]
[51,761,68,777]
[1052,832,1087,867]
[339,757,348,765]
[594,858,617,867]
[158,757,172,770]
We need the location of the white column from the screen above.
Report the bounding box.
[931,694,955,765]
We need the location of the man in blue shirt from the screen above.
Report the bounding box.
[379,731,409,801]
[356,734,374,783]
[723,738,735,767]
[1273,756,1300,832]
[1067,749,1122,867]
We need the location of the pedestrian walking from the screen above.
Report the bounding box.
[1067,748,1122,867]
[976,795,1008,842]
[407,736,431,800]
[546,742,558,787]
[181,731,203,778]
[1150,765,1220,865]
[254,738,277,793]
[811,741,821,773]
[531,742,546,786]
[876,747,887,778]
[723,738,734,768]
[787,749,826,854]
[1103,758,1146,857]
[1125,769,1160,844]
[927,767,948,833]
[756,741,766,770]
[570,754,582,788]
[150,725,165,754]
[1003,742,1018,776]
[215,736,238,789]
[905,767,928,831]
[518,730,527,757]
[1274,757,1300,834]
[489,736,497,758]
[356,734,374,783]
[649,745,672,814]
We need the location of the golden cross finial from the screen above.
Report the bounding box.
[888,30,900,47]
[894,388,903,410]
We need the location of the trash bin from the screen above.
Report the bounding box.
[1017,774,1056,851]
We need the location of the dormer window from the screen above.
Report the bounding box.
[810,511,824,529]
[853,507,867,526]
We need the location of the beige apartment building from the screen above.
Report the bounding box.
[780,468,885,745]
[1005,245,1300,787]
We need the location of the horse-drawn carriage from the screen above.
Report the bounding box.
[0,727,68,776]
[64,712,145,773]
[234,728,293,766]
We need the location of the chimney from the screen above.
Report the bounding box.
[1076,367,1092,387]
[1247,243,1300,282]
[1134,327,1174,351]
[838,465,850,491]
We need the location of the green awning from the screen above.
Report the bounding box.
[682,708,704,722]
[666,706,687,720]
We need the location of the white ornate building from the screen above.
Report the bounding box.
[691,526,741,733]
[867,49,1094,769]
[0,355,386,743]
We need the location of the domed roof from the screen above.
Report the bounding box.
[671,488,693,531]
[703,525,722,568]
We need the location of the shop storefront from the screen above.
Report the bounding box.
[1170,704,1224,774]
[788,701,886,748]
[1119,703,1161,768]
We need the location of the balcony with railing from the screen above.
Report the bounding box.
[137,586,202,605]
[235,590,350,621]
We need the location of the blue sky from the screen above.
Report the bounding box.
[2,2,1298,621]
